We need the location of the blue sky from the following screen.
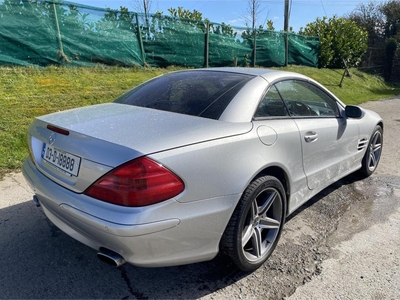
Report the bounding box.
[70,0,384,31]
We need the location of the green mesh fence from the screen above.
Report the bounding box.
[143,15,206,67]
[0,0,319,68]
[288,34,320,67]
[256,31,286,67]
[208,25,251,67]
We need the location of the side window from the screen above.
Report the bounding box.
[254,85,289,118]
[275,80,340,117]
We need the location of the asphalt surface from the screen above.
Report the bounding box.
[0,98,399,299]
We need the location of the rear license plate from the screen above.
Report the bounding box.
[41,143,81,177]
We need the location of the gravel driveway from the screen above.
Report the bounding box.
[0,98,399,299]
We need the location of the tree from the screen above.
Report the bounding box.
[384,37,397,80]
[97,6,135,31]
[132,0,152,16]
[380,0,400,38]
[347,1,400,80]
[266,20,275,31]
[213,22,236,38]
[243,0,269,30]
[147,6,208,36]
[299,16,368,68]
[131,0,153,29]
[380,1,400,81]
[348,1,400,43]
[167,7,203,21]
[60,4,92,32]
[347,1,384,46]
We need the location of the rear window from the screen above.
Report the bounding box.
[114,70,254,120]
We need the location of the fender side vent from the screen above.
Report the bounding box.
[357,138,368,151]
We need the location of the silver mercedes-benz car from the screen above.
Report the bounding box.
[22,68,383,271]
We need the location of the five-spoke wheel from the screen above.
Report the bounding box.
[221,176,286,271]
[360,125,383,177]
[241,187,282,262]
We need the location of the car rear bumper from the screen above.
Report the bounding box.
[22,158,240,267]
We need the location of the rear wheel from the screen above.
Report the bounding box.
[220,176,286,271]
[360,125,383,177]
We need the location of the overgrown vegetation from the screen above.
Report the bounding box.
[0,66,399,179]
[348,0,400,81]
[299,16,368,68]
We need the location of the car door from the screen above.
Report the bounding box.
[253,85,307,196]
[275,79,360,190]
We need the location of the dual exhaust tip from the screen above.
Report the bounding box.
[97,248,126,267]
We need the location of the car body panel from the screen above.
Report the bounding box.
[150,118,305,206]
[294,116,360,190]
[36,103,253,158]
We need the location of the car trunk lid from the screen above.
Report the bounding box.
[27,103,252,192]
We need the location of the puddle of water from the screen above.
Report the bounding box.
[328,175,400,247]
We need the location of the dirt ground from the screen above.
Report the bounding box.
[0,98,399,299]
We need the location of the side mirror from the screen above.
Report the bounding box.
[345,105,364,119]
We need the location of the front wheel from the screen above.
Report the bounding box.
[220,176,286,272]
[360,125,383,177]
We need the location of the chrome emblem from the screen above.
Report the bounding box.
[49,133,56,145]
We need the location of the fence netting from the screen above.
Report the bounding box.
[0,0,319,68]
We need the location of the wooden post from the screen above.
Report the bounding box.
[135,14,146,66]
[343,58,351,78]
[204,22,209,68]
[284,0,289,66]
[339,59,351,87]
[253,29,257,67]
[234,56,238,67]
[52,2,70,62]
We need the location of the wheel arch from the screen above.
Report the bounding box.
[220,165,291,238]
[219,167,289,270]
[250,166,291,216]
[377,121,384,132]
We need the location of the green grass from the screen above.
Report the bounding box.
[0,65,182,178]
[0,65,399,178]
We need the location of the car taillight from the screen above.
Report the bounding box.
[84,157,184,207]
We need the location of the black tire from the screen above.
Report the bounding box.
[359,125,383,177]
[220,176,286,272]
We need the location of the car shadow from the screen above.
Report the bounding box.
[0,172,365,299]
[0,197,249,299]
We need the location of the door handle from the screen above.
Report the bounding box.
[304,131,318,143]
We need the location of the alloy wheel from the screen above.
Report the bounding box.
[241,187,283,262]
[367,130,383,172]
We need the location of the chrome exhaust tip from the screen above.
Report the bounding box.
[97,248,125,267]
[33,195,41,207]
